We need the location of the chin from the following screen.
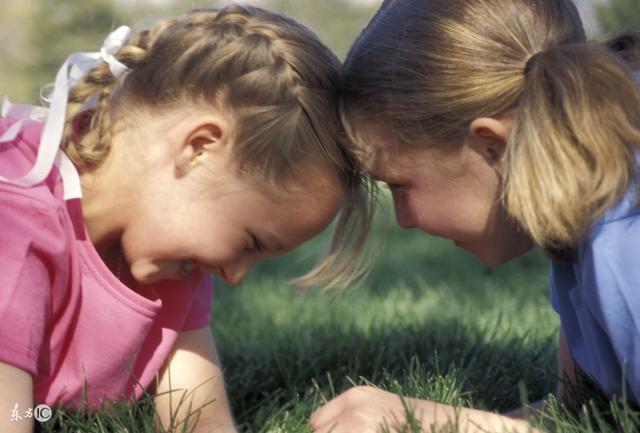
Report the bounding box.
[476,253,518,268]
[461,242,532,268]
[130,260,170,284]
[131,271,158,285]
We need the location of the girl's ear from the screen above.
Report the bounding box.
[175,122,225,177]
[467,116,513,165]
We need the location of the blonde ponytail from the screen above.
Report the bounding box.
[343,0,640,255]
[506,43,640,252]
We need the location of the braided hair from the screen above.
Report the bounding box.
[62,5,375,290]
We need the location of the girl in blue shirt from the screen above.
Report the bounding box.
[310,0,640,432]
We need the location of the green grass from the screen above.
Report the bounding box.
[35,200,640,432]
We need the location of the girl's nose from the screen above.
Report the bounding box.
[222,257,258,286]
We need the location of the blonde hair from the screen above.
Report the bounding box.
[343,0,640,256]
[62,5,374,289]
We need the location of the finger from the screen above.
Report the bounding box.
[311,420,338,433]
[310,395,348,430]
[313,419,380,433]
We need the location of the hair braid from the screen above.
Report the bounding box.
[343,0,640,255]
[60,18,178,171]
[57,5,374,290]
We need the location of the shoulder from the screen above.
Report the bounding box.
[576,198,640,320]
[587,151,640,234]
[0,189,72,272]
[0,120,71,254]
[577,153,640,295]
[580,203,640,282]
[0,184,65,224]
[0,118,66,215]
[0,176,68,240]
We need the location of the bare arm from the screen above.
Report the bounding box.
[556,327,575,402]
[0,362,34,433]
[311,332,578,432]
[153,327,236,433]
[311,385,542,433]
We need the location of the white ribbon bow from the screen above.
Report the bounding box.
[100,26,132,78]
[0,25,132,200]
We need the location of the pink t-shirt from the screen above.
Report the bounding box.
[0,118,215,410]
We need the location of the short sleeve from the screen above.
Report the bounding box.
[578,215,640,401]
[0,187,68,376]
[181,274,214,331]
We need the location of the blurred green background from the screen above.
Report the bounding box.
[3,0,638,104]
[0,0,382,103]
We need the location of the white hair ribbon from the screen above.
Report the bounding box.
[0,26,132,201]
[100,26,132,78]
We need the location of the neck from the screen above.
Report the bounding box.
[82,182,121,254]
[79,146,129,258]
[81,173,136,283]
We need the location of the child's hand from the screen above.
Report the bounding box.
[310,385,541,433]
[310,386,425,433]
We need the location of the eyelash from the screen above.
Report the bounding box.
[387,183,407,193]
[247,234,262,252]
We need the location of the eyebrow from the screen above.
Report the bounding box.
[370,170,391,183]
[370,167,402,185]
[372,173,401,185]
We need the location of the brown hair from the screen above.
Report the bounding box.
[342,0,640,254]
[62,5,375,289]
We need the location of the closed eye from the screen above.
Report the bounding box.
[387,183,408,193]
[246,233,263,253]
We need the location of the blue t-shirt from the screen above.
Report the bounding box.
[551,156,640,402]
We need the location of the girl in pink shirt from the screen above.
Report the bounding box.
[0,5,371,433]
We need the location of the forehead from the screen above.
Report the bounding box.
[250,163,345,202]
[265,175,344,246]
[359,127,466,185]
[369,147,429,183]
[348,117,421,181]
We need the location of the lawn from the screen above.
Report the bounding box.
[36,198,639,432]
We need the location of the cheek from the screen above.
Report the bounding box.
[177,227,246,267]
[125,229,246,284]
[122,211,241,263]
[450,202,533,267]
[407,189,497,241]
[121,217,171,259]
